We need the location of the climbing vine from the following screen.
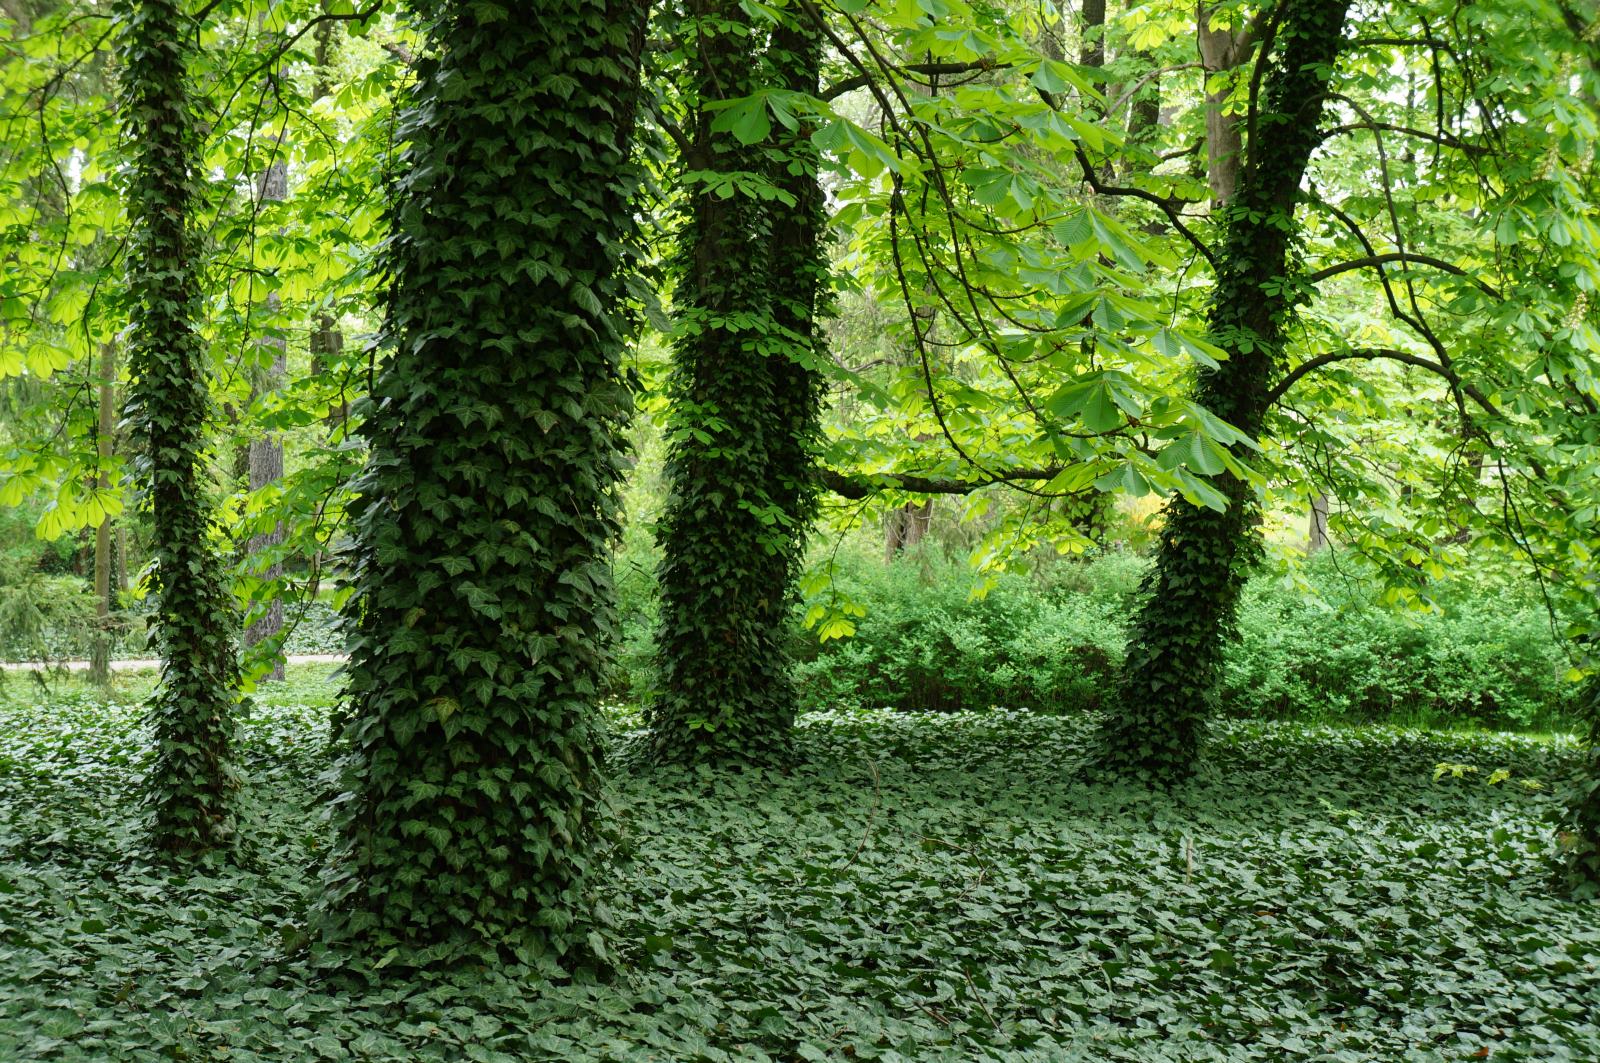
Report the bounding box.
[649,2,829,764]
[318,0,649,966]
[1101,0,1354,784]
[1560,665,1600,897]
[116,0,240,852]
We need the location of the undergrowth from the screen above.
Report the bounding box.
[1,674,1596,1061]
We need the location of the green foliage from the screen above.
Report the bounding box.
[649,3,828,764]
[319,0,649,968]
[4,682,1600,1060]
[0,543,98,666]
[1558,668,1600,897]
[116,0,239,853]
[1103,0,1354,785]
[791,550,1129,715]
[1224,575,1576,731]
[779,548,1576,731]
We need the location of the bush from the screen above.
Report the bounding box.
[790,548,1127,714]
[777,546,1577,730]
[1224,574,1574,729]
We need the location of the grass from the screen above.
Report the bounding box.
[1,667,1597,1061]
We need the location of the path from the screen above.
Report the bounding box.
[0,654,346,672]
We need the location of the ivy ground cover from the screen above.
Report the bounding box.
[2,669,1597,1061]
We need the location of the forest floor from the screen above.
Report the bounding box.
[1,665,1597,1062]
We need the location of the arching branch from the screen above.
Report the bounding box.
[1305,252,1502,301]
[1266,346,1500,418]
[1321,120,1489,156]
[821,59,1005,101]
[1070,145,1217,268]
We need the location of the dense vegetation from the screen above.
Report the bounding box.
[1,0,1598,1054]
[3,672,1597,1061]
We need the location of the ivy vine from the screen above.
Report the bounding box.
[1101,0,1354,785]
[649,3,829,765]
[116,0,240,853]
[317,0,649,968]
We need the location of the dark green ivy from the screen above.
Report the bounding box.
[319,0,648,966]
[649,4,830,764]
[116,0,240,853]
[1561,665,1600,896]
[1101,0,1353,784]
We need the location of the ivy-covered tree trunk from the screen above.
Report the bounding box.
[1562,666,1600,896]
[320,0,647,965]
[1100,0,1351,784]
[649,6,827,764]
[116,0,239,851]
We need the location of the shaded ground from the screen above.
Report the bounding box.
[1,671,1596,1061]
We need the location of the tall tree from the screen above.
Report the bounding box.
[116,0,239,850]
[320,0,649,964]
[89,342,116,688]
[243,144,288,682]
[649,2,828,764]
[1100,0,1353,783]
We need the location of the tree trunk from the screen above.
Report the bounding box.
[1197,2,1252,206]
[241,10,290,681]
[90,342,115,688]
[885,501,933,562]
[1307,492,1330,552]
[117,0,239,852]
[1080,0,1106,69]
[311,4,348,433]
[320,0,648,964]
[1103,0,1353,784]
[649,4,827,765]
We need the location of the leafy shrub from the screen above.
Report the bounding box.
[0,558,98,664]
[790,548,1127,714]
[774,546,1577,730]
[1224,576,1574,729]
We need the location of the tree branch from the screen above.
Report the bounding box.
[1305,252,1502,301]
[1070,146,1216,268]
[1266,346,1500,418]
[1321,119,1489,155]
[821,59,1005,102]
[819,466,1070,499]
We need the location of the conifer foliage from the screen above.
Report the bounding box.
[319,0,649,964]
[649,4,830,764]
[115,0,240,852]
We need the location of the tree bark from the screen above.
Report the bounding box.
[244,154,288,682]
[1197,2,1252,206]
[1307,492,1329,552]
[90,342,115,688]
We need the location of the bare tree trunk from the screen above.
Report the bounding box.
[244,154,288,682]
[1307,492,1329,553]
[312,6,348,434]
[1197,2,1253,206]
[1080,0,1106,69]
[90,343,115,687]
